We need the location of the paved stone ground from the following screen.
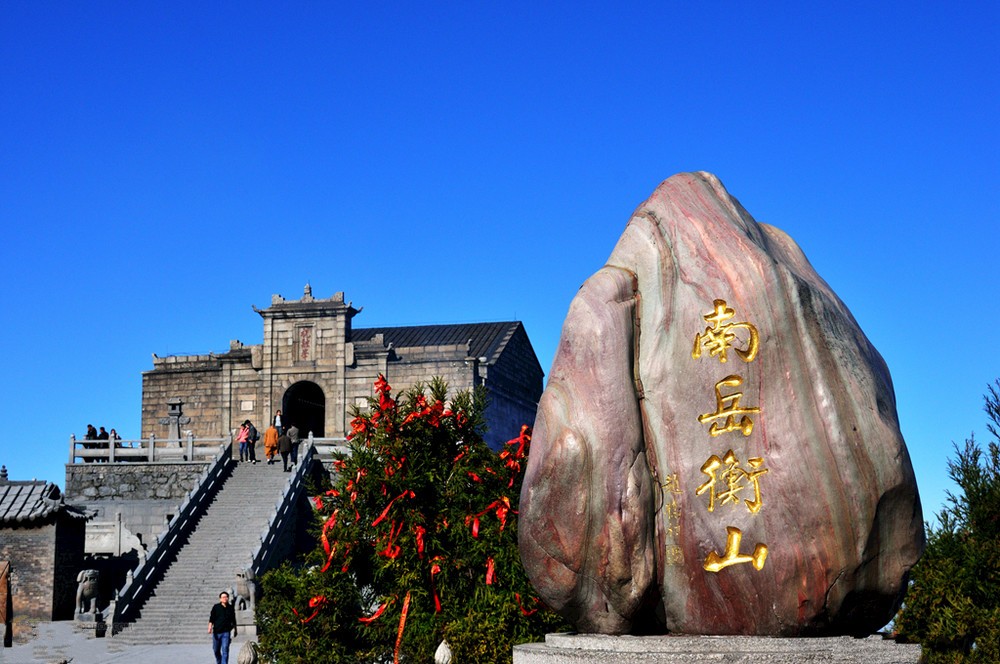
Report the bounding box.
[1,621,256,664]
[514,633,923,664]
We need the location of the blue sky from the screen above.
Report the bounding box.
[1,2,996,525]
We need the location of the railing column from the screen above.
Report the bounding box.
[109,434,116,463]
[149,434,156,462]
[186,432,194,460]
[69,434,76,464]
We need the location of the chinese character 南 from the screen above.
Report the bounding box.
[698,375,761,436]
[692,299,759,364]
[695,450,768,514]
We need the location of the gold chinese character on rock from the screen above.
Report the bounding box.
[664,501,681,536]
[696,450,768,514]
[692,299,759,364]
[665,544,684,566]
[661,473,682,496]
[703,526,768,572]
[698,375,761,436]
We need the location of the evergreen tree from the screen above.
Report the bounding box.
[256,376,566,664]
[896,380,1000,663]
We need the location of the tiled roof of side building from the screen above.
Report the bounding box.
[351,321,524,364]
[0,480,91,526]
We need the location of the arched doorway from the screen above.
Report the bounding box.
[282,381,326,438]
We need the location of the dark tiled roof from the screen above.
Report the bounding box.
[0,481,90,526]
[351,322,522,364]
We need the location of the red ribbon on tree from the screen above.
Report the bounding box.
[292,595,328,623]
[515,592,539,617]
[464,496,512,538]
[320,509,340,572]
[372,490,415,528]
[430,560,443,612]
[358,600,388,624]
[414,525,426,558]
[394,591,411,664]
[375,374,394,412]
[485,557,495,585]
[378,520,405,559]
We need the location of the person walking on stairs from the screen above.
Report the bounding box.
[247,420,259,463]
[208,590,237,664]
[278,430,292,472]
[288,423,301,466]
[263,423,279,464]
[236,422,250,462]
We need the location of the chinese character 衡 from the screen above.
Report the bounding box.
[695,449,768,514]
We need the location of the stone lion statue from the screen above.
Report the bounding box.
[234,568,258,611]
[76,569,100,614]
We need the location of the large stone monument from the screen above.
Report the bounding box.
[519,172,924,638]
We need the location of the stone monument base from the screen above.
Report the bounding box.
[513,633,921,664]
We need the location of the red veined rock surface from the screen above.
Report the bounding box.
[519,172,924,636]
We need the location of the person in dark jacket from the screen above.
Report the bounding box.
[208,591,237,664]
[278,431,292,472]
[287,424,301,465]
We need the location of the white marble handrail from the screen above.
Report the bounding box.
[69,434,230,463]
[107,442,232,635]
[247,440,316,577]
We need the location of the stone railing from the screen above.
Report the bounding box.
[246,442,314,579]
[242,436,349,572]
[69,434,230,464]
[106,443,232,635]
[307,434,350,458]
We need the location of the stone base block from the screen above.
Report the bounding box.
[513,633,921,664]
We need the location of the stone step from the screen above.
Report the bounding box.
[118,459,303,644]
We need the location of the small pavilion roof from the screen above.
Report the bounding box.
[0,479,90,526]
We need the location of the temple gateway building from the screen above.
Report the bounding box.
[141,286,544,449]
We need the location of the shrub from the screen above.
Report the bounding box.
[257,376,566,664]
[896,380,1000,663]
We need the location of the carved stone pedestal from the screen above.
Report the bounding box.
[513,633,921,664]
[236,609,257,640]
[74,611,107,637]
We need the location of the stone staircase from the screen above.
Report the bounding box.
[116,460,294,644]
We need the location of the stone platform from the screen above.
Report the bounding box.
[512,633,921,664]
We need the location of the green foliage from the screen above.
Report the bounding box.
[896,381,1000,663]
[256,563,363,664]
[258,375,567,664]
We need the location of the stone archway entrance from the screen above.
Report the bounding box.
[282,381,325,438]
